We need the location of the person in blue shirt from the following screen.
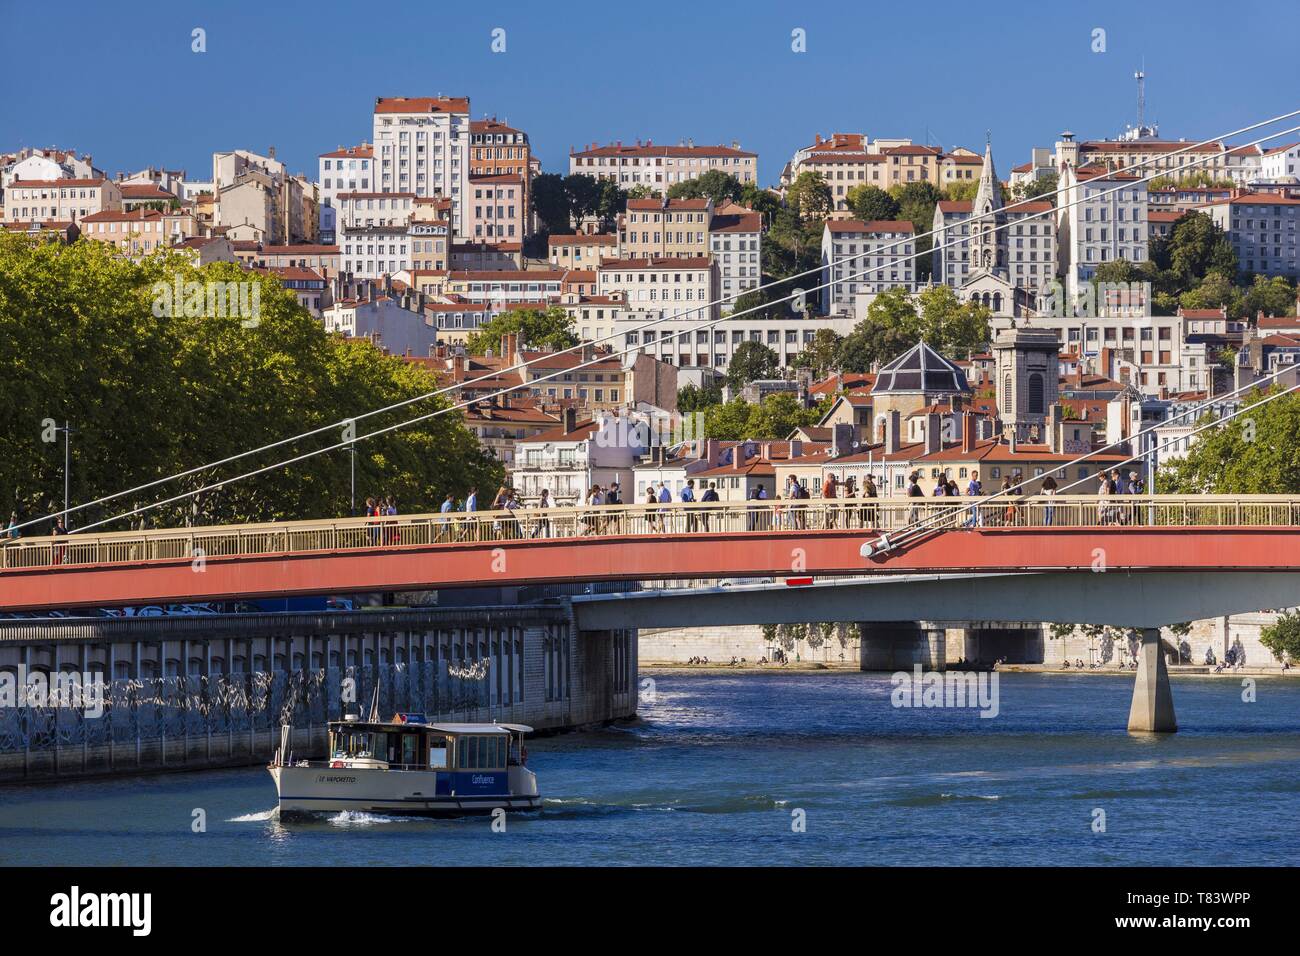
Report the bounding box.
[681,479,697,532]
[699,481,719,531]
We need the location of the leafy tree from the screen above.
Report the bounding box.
[942,181,980,202]
[1151,211,1237,284]
[0,233,501,528]
[1244,275,1298,317]
[625,184,656,200]
[789,328,844,378]
[1179,271,1245,317]
[1260,611,1300,663]
[678,380,723,412]
[1157,387,1300,493]
[667,170,744,205]
[889,181,944,279]
[845,185,899,222]
[915,285,990,357]
[746,392,820,440]
[464,306,578,355]
[726,340,780,389]
[1010,171,1058,203]
[562,173,603,223]
[702,397,753,440]
[787,171,832,221]
[595,179,629,229]
[530,173,571,235]
[739,184,781,222]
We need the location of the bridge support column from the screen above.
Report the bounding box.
[859,622,945,672]
[1128,627,1177,734]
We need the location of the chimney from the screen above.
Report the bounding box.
[562,407,578,435]
[1008,429,1019,455]
[704,438,720,467]
[831,422,853,458]
[761,442,772,460]
[452,354,465,374]
[1047,405,1064,454]
[732,444,745,471]
[961,411,977,454]
[885,410,901,454]
[924,412,943,455]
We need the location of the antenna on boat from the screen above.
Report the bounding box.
[367,684,381,723]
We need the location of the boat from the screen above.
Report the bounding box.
[268,712,540,817]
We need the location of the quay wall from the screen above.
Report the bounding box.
[0,605,636,783]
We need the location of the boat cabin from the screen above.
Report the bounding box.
[327,714,531,775]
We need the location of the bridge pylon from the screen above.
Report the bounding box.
[1127,627,1177,734]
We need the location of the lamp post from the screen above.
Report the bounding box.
[349,441,356,517]
[55,421,74,530]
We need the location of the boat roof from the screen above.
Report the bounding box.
[328,718,533,735]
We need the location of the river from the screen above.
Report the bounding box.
[2,671,1297,866]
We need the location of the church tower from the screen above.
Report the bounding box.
[969,140,1005,277]
[993,327,1060,443]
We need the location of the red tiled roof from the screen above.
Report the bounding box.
[709,212,762,233]
[626,198,710,211]
[320,144,373,159]
[8,177,108,188]
[573,143,756,159]
[826,219,915,234]
[374,96,469,114]
[549,233,617,246]
[599,256,712,269]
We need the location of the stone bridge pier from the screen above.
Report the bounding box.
[1128,627,1177,733]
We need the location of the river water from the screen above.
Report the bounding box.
[2,671,1297,866]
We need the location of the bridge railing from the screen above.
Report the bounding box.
[3,495,1299,572]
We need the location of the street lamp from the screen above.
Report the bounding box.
[349,441,357,517]
[54,421,74,530]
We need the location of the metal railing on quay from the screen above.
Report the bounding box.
[3,495,1300,572]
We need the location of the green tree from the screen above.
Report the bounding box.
[1009,171,1058,204]
[845,185,899,222]
[942,181,980,202]
[787,171,832,221]
[1260,611,1300,663]
[0,233,502,528]
[562,173,603,223]
[789,328,844,378]
[703,397,753,440]
[1179,271,1246,317]
[595,179,628,229]
[726,340,781,389]
[667,170,744,205]
[746,392,820,440]
[915,285,990,357]
[889,181,944,279]
[530,173,571,235]
[1243,274,1298,317]
[739,184,781,222]
[1157,387,1300,493]
[464,306,578,355]
[678,380,723,412]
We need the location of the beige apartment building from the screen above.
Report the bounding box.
[470,117,532,229]
[549,232,618,267]
[466,174,525,244]
[569,140,757,189]
[337,191,415,278]
[597,257,719,322]
[620,198,712,258]
[3,177,121,223]
[79,207,196,255]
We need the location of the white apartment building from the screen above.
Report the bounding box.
[932,199,1057,296]
[512,412,647,506]
[616,311,856,372]
[3,177,121,223]
[1056,164,1149,300]
[323,293,437,356]
[337,191,414,278]
[1207,194,1300,277]
[318,144,373,243]
[709,210,763,305]
[1259,142,1300,183]
[820,219,916,314]
[372,96,470,237]
[569,140,756,188]
[597,257,719,322]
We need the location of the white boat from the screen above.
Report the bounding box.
[268,713,540,817]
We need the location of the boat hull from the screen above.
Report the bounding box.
[269,764,541,817]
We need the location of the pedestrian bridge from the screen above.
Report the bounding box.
[2,495,1299,613]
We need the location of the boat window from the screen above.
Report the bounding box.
[371,732,388,760]
[428,736,448,769]
[401,734,418,767]
[466,736,478,769]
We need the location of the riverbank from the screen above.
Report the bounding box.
[642,661,859,676]
[641,662,1298,678]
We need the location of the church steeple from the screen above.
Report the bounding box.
[970,139,1004,275]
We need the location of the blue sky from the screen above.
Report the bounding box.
[4,0,1296,185]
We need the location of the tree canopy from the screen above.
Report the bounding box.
[1156,387,1300,494]
[726,340,781,389]
[0,233,502,531]
[464,305,578,355]
[666,170,745,205]
[837,286,990,371]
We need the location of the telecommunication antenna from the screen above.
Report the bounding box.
[1135,60,1146,131]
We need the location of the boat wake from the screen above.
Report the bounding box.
[228,808,278,822]
[541,793,787,817]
